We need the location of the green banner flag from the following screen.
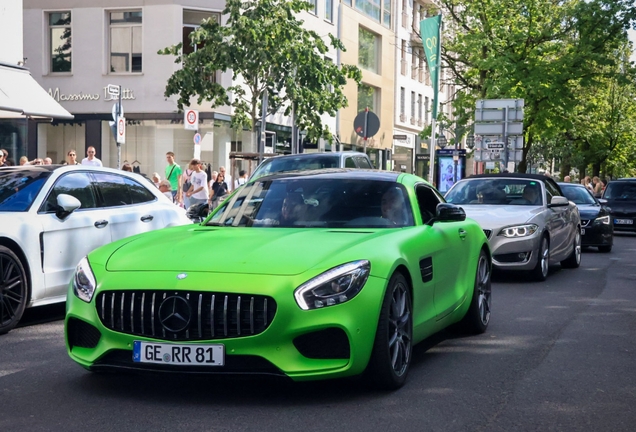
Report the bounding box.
[420,15,441,120]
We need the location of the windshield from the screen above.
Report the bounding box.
[560,185,596,205]
[445,178,544,206]
[0,169,51,212]
[207,178,414,228]
[604,182,636,200]
[251,155,340,180]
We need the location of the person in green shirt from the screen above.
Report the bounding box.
[165,151,182,203]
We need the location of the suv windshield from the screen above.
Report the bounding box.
[560,184,597,205]
[445,178,544,206]
[604,181,636,200]
[251,155,340,180]
[207,178,414,228]
[0,169,51,212]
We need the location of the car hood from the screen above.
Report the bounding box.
[105,227,391,275]
[577,205,601,220]
[460,205,542,228]
[604,200,636,215]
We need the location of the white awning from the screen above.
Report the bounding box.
[0,63,74,120]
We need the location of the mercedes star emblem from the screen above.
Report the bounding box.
[158,296,192,333]
[177,273,188,280]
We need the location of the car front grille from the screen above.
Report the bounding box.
[483,229,492,239]
[96,290,277,341]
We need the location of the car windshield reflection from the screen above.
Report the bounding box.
[0,170,51,212]
[560,185,597,205]
[206,178,414,228]
[445,178,544,206]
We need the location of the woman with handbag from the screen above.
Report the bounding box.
[209,173,229,210]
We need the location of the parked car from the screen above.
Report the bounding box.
[445,173,581,281]
[559,182,613,252]
[601,178,636,233]
[249,151,374,182]
[0,165,191,334]
[65,169,491,389]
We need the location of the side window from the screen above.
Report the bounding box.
[344,157,356,168]
[125,177,156,204]
[43,172,97,212]
[93,173,132,207]
[355,156,373,169]
[415,184,442,224]
[544,181,560,205]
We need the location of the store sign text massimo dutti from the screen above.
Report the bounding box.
[48,87,136,102]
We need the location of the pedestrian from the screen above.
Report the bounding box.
[181,163,194,210]
[151,172,161,188]
[122,163,133,172]
[43,157,52,165]
[234,169,248,189]
[219,166,232,192]
[184,159,209,207]
[81,146,103,166]
[0,149,7,167]
[564,175,571,183]
[583,176,594,193]
[209,172,229,209]
[158,180,174,202]
[592,176,603,197]
[19,156,28,166]
[165,151,182,203]
[66,150,79,165]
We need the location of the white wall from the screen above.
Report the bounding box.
[0,0,23,64]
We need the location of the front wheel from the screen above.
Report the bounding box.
[366,272,413,390]
[458,250,492,334]
[561,229,581,269]
[531,236,550,281]
[0,246,28,335]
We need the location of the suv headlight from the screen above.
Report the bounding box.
[73,256,97,303]
[294,260,370,310]
[499,224,539,238]
[593,215,610,225]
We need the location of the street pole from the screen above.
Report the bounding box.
[363,107,369,154]
[429,117,436,184]
[259,90,268,164]
[291,102,298,155]
[502,106,509,172]
[117,85,122,169]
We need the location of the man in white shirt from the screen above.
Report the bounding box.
[184,159,209,206]
[234,170,248,189]
[81,146,103,167]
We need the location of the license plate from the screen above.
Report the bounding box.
[581,228,585,235]
[614,219,633,225]
[133,341,225,366]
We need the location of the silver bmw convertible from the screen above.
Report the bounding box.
[445,174,581,281]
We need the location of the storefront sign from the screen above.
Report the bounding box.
[47,87,136,102]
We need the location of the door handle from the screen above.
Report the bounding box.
[141,215,154,222]
[94,220,108,229]
[458,229,467,240]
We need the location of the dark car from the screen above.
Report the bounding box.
[249,151,374,182]
[601,178,636,233]
[559,182,613,252]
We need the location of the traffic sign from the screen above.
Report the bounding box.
[111,103,124,121]
[353,110,380,138]
[116,116,126,144]
[184,109,199,130]
[107,84,120,97]
[193,133,202,145]
[487,142,505,149]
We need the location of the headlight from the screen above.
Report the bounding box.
[73,256,97,303]
[499,224,539,238]
[594,215,610,225]
[294,260,370,310]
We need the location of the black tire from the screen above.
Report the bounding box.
[598,245,612,253]
[366,272,413,390]
[458,250,491,334]
[0,246,28,335]
[531,236,550,281]
[561,229,582,269]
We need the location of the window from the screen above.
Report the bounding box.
[425,96,430,123]
[183,10,219,55]
[325,0,333,21]
[45,173,97,211]
[126,178,157,204]
[400,87,405,117]
[410,91,416,121]
[418,94,423,122]
[345,157,356,168]
[109,11,142,73]
[358,27,379,73]
[93,173,132,207]
[308,0,318,15]
[49,12,72,73]
[416,184,443,224]
[357,83,378,113]
[355,0,392,28]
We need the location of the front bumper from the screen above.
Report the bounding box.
[65,270,386,381]
[581,222,613,247]
[486,228,542,271]
[611,215,636,232]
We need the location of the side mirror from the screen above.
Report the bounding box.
[549,196,569,207]
[598,198,608,205]
[435,203,466,223]
[55,194,81,220]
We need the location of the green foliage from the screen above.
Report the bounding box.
[439,0,636,173]
[159,0,361,143]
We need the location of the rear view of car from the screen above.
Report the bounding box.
[602,179,636,232]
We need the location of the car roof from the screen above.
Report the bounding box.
[262,151,368,161]
[254,168,399,182]
[467,172,563,193]
[557,182,585,187]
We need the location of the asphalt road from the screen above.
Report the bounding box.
[1,234,636,431]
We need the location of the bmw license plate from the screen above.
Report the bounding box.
[614,219,633,225]
[133,341,225,366]
[581,228,585,235]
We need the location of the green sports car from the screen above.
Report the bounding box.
[65,170,492,389]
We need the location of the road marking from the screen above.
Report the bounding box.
[0,369,24,378]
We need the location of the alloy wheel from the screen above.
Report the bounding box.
[0,252,26,331]
[574,231,582,265]
[388,282,412,377]
[540,238,549,278]
[476,255,491,326]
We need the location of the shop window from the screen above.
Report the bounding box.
[358,27,379,73]
[49,12,72,73]
[109,11,142,73]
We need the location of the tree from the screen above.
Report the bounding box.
[159,0,361,147]
[435,0,636,172]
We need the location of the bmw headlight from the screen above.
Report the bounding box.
[499,224,539,238]
[73,256,97,303]
[294,260,370,310]
[593,215,610,225]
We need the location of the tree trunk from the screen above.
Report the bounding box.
[518,133,533,173]
[560,162,571,181]
[592,163,601,177]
